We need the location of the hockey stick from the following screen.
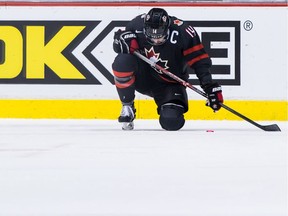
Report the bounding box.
[134,51,281,132]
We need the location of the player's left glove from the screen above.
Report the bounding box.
[203,82,223,111]
[113,30,139,54]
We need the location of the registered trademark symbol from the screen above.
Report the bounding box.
[244,20,253,31]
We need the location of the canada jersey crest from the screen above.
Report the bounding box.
[144,47,169,74]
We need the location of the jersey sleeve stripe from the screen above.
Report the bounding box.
[187,53,209,66]
[183,44,204,56]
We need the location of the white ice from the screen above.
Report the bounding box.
[0,119,287,216]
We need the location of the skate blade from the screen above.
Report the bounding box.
[122,122,134,130]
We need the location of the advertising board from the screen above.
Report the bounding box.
[0,2,286,120]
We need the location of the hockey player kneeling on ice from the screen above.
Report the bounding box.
[112,8,224,130]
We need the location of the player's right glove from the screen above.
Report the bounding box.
[203,82,223,111]
[113,30,139,54]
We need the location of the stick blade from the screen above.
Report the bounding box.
[261,124,281,132]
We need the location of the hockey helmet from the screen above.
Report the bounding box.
[144,8,170,45]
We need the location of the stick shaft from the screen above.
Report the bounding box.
[134,51,281,131]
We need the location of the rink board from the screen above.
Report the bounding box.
[0,2,287,120]
[0,99,286,120]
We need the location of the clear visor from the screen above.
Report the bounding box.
[144,27,169,45]
[145,25,166,38]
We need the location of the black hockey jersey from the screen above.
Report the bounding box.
[125,13,212,85]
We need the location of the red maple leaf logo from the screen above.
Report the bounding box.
[144,47,169,70]
[145,47,160,60]
[173,19,183,26]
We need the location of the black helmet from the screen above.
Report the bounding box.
[144,8,170,45]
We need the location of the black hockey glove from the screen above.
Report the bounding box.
[113,30,139,54]
[203,82,223,111]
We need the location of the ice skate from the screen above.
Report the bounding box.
[118,102,136,130]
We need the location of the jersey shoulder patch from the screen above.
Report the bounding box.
[173,19,184,26]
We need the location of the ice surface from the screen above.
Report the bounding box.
[0,119,287,216]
